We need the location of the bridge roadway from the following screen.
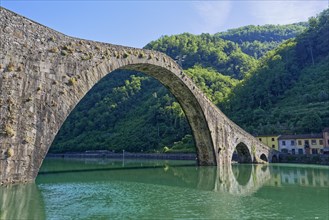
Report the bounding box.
[0,8,278,184]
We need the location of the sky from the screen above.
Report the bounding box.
[1,1,328,48]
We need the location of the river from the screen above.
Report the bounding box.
[1,158,328,219]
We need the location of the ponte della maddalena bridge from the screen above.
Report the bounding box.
[0,8,278,184]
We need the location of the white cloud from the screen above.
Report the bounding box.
[192,1,232,33]
[250,1,328,24]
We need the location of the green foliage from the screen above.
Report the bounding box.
[145,33,257,79]
[216,23,307,58]
[166,135,196,153]
[185,66,238,105]
[51,70,192,153]
[221,9,329,135]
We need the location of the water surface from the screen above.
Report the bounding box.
[1,158,328,219]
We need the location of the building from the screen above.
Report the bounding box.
[278,133,324,155]
[322,128,329,154]
[256,135,279,151]
[278,135,300,154]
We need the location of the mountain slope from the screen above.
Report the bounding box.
[145,33,257,79]
[221,9,329,135]
[216,23,307,58]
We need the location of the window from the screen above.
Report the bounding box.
[311,140,317,145]
[272,145,275,148]
[282,141,286,146]
[298,140,302,145]
[298,149,303,154]
[281,149,288,153]
[292,149,295,155]
[272,138,275,141]
[291,140,295,146]
[319,140,323,145]
[259,138,262,141]
[312,149,318,154]
[305,140,309,147]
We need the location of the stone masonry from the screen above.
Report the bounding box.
[0,8,278,184]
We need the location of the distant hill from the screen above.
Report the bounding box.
[216,23,307,58]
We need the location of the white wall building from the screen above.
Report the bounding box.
[278,135,302,154]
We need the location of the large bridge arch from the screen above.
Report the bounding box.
[0,8,276,184]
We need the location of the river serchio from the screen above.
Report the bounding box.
[1,158,328,219]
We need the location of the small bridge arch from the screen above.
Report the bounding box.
[233,142,253,163]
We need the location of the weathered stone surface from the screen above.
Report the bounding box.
[0,7,278,184]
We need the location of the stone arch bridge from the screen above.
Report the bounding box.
[0,8,278,184]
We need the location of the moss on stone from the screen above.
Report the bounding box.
[5,125,15,137]
[6,148,14,157]
[49,47,59,53]
[7,62,15,72]
[68,77,77,86]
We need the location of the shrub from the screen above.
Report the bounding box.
[163,146,170,153]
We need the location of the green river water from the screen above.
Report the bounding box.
[1,158,328,219]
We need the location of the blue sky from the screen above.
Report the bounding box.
[2,1,328,48]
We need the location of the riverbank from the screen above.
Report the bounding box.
[46,152,329,165]
[46,152,197,160]
[278,154,329,165]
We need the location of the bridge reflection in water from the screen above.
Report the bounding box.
[0,183,46,220]
[0,159,328,219]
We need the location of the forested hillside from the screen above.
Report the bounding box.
[52,70,191,153]
[216,23,307,58]
[50,10,328,153]
[145,33,257,79]
[221,9,329,135]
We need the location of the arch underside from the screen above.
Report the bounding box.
[121,64,216,165]
[37,62,217,172]
[235,143,252,163]
[260,154,268,162]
